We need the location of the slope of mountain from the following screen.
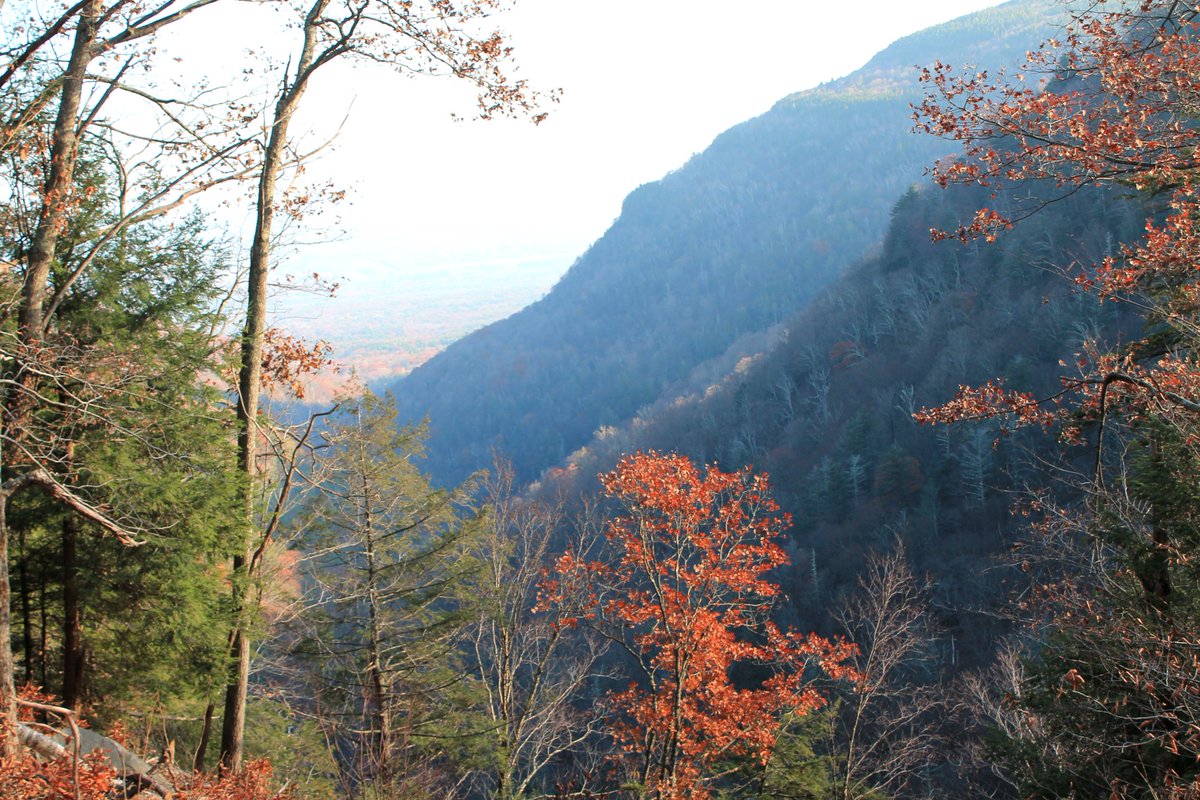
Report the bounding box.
[387,0,1060,485]
[534,175,1145,659]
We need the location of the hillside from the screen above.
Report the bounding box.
[386,0,1061,485]
[533,174,1146,660]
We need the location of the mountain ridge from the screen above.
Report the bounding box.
[386,0,1063,486]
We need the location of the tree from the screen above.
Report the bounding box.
[0,0,256,745]
[824,543,943,800]
[0,100,248,758]
[914,1,1200,795]
[972,434,1200,797]
[754,545,943,800]
[3,200,241,718]
[463,460,609,799]
[293,391,479,797]
[222,0,551,769]
[539,452,857,800]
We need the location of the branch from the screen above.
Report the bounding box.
[82,73,240,155]
[1092,371,1200,415]
[41,136,259,328]
[249,404,339,575]
[1,468,143,544]
[76,57,133,140]
[102,0,221,50]
[0,0,88,93]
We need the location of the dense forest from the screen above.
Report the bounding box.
[3,0,1200,799]
[384,0,1059,486]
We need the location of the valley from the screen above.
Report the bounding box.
[3,1,1198,798]
[281,247,571,387]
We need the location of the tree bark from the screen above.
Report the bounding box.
[62,511,83,710]
[21,0,98,341]
[17,522,32,685]
[219,0,329,771]
[194,701,215,772]
[219,625,250,771]
[38,570,47,688]
[0,435,16,753]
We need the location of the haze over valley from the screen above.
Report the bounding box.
[280,246,570,386]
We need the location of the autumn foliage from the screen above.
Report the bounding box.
[0,727,291,800]
[540,452,857,799]
[913,0,1200,471]
[0,735,116,800]
[915,0,1200,433]
[915,1,1200,795]
[0,691,292,800]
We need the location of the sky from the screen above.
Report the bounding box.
[163,0,1011,273]
[152,0,1015,374]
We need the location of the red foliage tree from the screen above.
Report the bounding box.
[914,0,1200,432]
[540,452,857,800]
[915,2,1200,795]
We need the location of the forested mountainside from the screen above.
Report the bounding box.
[531,176,1146,655]
[11,0,1200,797]
[387,0,1059,486]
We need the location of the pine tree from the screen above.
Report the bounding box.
[1,146,241,738]
[293,391,480,796]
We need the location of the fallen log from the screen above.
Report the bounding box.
[16,707,172,798]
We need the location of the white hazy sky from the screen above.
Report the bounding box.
[167,0,1010,278]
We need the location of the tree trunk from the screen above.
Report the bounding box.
[0,0,99,746]
[194,701,215,772]
[219,624,250,771]
[0,437,16,752]
[22,0,98,341]
[38,570,47,688]
[217,118,272,771]
[17,523,31,685]
[363,490,392,787]
[219,1,327,771]
[217,61,284,774]
[1138,438,1174,614]
[61,511,82,709]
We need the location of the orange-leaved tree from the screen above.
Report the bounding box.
[539,452,857,800]
[915,1,1200,795]
[914,0,1200,438]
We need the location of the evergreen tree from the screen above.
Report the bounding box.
[1,145,241,739]
[294,391,480,797]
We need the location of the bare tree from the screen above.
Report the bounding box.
[463,461,609,799]
[950,640,1037,798]
[827,542,944,800]
[222,0,551,769]
[960,427,992,509]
